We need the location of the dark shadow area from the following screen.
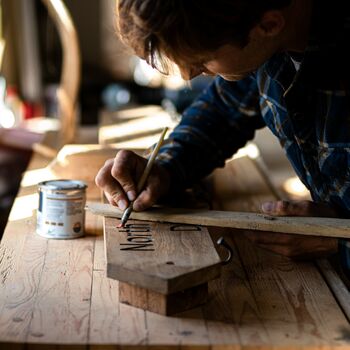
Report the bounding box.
[0,146,32,238]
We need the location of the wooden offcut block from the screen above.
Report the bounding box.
[119,281,208,316]
[104,217,221,314]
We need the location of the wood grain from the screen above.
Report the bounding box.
[88,201,350,239]
[0,220,47,342]
[203,155,350,347]
[105,218,221,294]
[1,142,350,348]
[98,105,176,147]
[27,238,94,343]
[119,281,208,315]
[49,145,119,199]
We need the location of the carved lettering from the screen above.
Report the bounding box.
[120,243,155,251]
[118,223,150,233]
[119,223,154,251]
[127,236,153,244]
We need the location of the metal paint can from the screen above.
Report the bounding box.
[37,179,87,239]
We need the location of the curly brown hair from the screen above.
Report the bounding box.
[117,0,291,73]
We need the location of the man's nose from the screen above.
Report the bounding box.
[201,65,216,77]
[180,66,212,80]
[179,67,200,80]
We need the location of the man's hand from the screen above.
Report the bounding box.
[95,150,171,211]
[243,200,339,259]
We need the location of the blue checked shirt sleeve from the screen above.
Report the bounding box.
[156,75,265,190]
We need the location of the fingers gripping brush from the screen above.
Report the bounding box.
[118,127,168,228]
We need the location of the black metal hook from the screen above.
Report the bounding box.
[217,237,233,265]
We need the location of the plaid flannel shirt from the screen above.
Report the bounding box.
[156,2,350,273]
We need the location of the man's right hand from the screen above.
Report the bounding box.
[95,150,171,212]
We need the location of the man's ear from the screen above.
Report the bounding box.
[252,10,286,38]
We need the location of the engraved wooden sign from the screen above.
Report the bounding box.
[104,217,222,315]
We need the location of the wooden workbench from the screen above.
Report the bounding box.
[0,126,350,349]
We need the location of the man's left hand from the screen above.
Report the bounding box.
[243,200,339,259]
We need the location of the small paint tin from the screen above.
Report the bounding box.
[37,179,87,239]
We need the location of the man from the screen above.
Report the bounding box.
[96,0,350,268]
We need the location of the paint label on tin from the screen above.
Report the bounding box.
[37,181,86,239]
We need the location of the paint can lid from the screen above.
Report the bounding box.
[38,179,87,191]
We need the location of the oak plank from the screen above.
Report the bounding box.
[0,221,47,342]
[93,233,106,272]
[116,299,148,345]
[89,269,120,343]
[205,155,350,347]
[22,147,106,344]
[90,225,149,345]
[0,143,105,345]
[105,218,221,294]
[148,305,211,346]
[316,259,350,321]
[87,201,350,240]
[144,304,211,346]
[89,222,148,345]
[204,227,270,347]
[237,234,350,346]
[26,237,94,343]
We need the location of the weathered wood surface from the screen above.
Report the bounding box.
[119,281,209,316]
[48,144,120,198]
[99,105,177,147]
[105,218,221,294]
[205,155,350,346]
[88,200,350,239]
[0,143,350,348]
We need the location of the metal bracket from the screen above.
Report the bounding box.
[217,237,233,265]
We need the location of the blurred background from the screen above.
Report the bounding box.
[1,0,214,125]
[0,0,305,236]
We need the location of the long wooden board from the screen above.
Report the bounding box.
[105,217,222,294]
[88,201,350,239]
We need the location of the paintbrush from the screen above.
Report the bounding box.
[119,126,168,227]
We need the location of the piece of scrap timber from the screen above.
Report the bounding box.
[87,201,350,239]
[104,216,222,315]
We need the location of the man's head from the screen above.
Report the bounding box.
[117,0,299,80]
